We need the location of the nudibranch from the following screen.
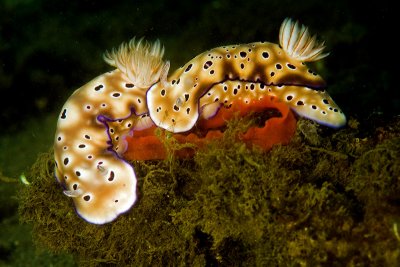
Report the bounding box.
[54,38,169,224]
[54,18,346,225]
[147,18,346,133]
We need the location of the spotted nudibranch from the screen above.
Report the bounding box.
[54,38,169,224]
[147,18,346,133]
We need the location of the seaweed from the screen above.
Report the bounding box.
[18,116,400,266]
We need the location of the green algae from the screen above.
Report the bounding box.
[18,116,400,266]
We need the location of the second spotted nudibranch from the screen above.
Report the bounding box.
[147,18,346,133]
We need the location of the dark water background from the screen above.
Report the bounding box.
[0,0,394,265]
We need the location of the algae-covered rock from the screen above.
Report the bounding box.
[18,116,400,266]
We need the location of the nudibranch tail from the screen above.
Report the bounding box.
[103,37,167,88]
[279,18,329,62]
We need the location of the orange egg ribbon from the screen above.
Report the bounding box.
[123,96,297,160]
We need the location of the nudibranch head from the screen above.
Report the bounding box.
[103,37,169,88]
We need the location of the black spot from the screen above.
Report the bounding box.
[125,83,134,88]
[60,109,67,119]
[78,144,86,148]
[64,175,68,180]
[63,146,67,150]
[101,103,106,107]
[286,95,293,101]
[250,84,255,90]
[173,105,179,111]
[73,184,78,190]
[115,200,119,203]
[172,80,176,84]
[94,85,104,91]
[184,94,189,101]
[323,99,329,104]
[260,84,265,89]
[210,70,215,75]
[297,101,304,106]
[112,92,121,97]
[214,98,219,102]
[63,158,69,165]
[88,155,93,159]
[312,105,317,110]
[270,72,275,77]
[127,123,132,127]
[171,119,175,123]
[240,51,247,58]
[75,171,81,177]
[161,89,166,96]
[233,88,238,95]
[83,195,91,201]
[240,63,244,69]
[262,52,269,58]
[322,111,327,114]
[186,108,190,114]
[333,108,338,112]
[108,171,115,181]
[110,128,114,134]
[176,78,180,84]
[86,105,91,110]
[57,136,61,141]
[308,69,313,73]
[203,61,213,69]
[287,63,296,69]
[276,64,282,70]
[223,86,228,91]
[226,54,231,59]
[137,98,142,104]
[185,64,193,72]
[84,134,91,139]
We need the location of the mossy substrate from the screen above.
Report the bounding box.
[19,116,400,266]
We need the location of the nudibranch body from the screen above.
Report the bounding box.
[54,39,168,224]
[147,18,346,133]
